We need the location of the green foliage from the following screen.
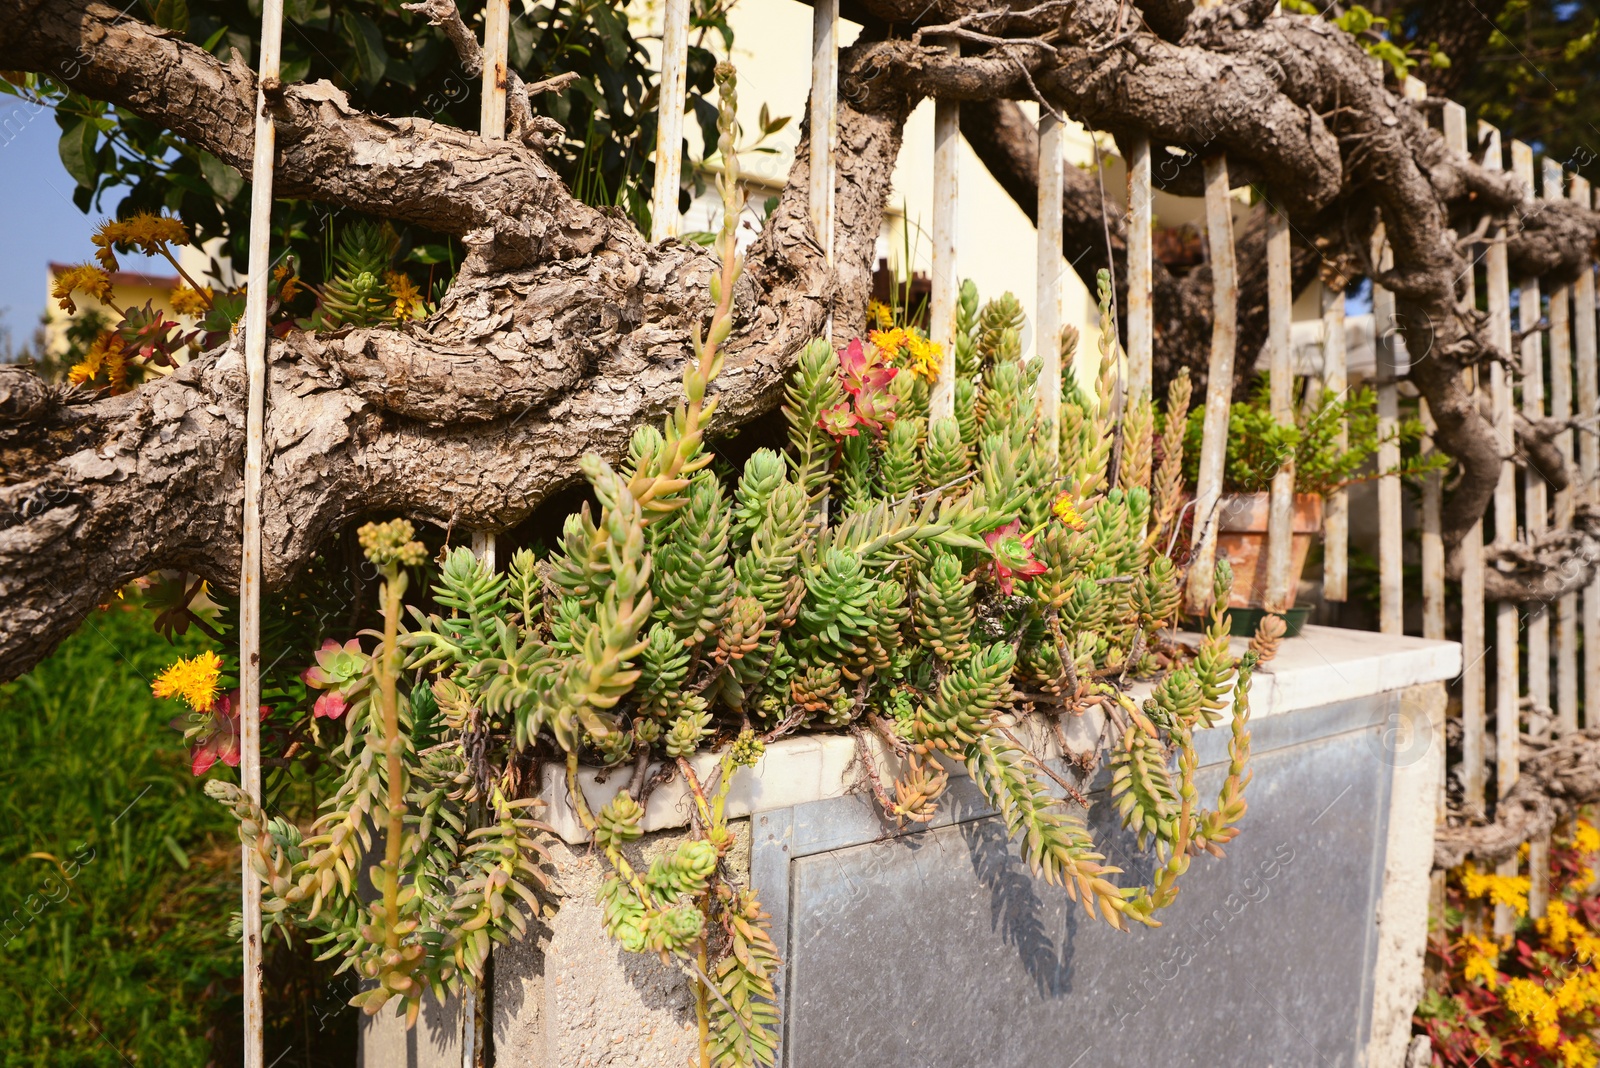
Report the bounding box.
[1181,374,1443,497]
[315,220,406,328]
[0,609,339,1065]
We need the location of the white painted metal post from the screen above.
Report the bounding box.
[461,10,512,1050]
[1446,103,1487,820]
[1482,122,1523,935]
[1264,203,1295,613]
[239,3,284,1065]
[1125,135,1153,405]
[1036,111,1064,457]
[1372,227,1403,634]
[1404,77,1445,639]
[927,40,961,420]
[650,0,690,242]
[1516,143,1553,920]
[479,0,509,142]
[809,0,838,273]
[1513,143,1549,724]
[1187,154,1237,616]
[471,0,512,575]
[1546,157,1579,733]
[1322,277,1349,603]
[1575,175,1600,726]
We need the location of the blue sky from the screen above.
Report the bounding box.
[0,96,165,352]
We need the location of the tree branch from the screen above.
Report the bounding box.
[1435,727,1600,869]
[0,29,918,681]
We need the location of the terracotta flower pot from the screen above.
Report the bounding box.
[1212,493,1324,609]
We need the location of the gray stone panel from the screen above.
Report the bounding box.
[760,695,1395,1068]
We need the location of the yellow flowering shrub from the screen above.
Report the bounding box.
[1461,934,1502,987]
[1460,860,1532,917]
[1421,819,1600,1066]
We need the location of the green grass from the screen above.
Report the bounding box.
[0,606,238,1066]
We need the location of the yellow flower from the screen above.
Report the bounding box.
[866,299,893,331]
[93,212,191,272]
[1459,860,1531,917]
[169,285,213,318]
[1542,900,1582,953]
[1561,1035,1599,1068]
[1573,820,1600,856]
[1503,976,1561,1046]
[903,333,943,382]
[52,264,113,314]
[385,270,425,321]
[1052,492,1087,530]
[273,263,300,304]
[869,327,943,383]
[1460,934,1501,987]
[67,331,128,392]
[152,650,223,713]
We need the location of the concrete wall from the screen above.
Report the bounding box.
[362,677,1453,1068]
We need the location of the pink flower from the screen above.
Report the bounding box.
[819,402,860,439]
[984,521,1048,596]
[185,690,270,777]
[851,384,898,436]
[838,338,895,397]
[313,691,348,720]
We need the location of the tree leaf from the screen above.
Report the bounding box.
[338,10,388,89]
[58,119,98,190]
[197,150,244,202]
[152,0,189,34]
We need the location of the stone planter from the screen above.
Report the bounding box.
[1215,492,1325,609]
[361,626,1459,1068]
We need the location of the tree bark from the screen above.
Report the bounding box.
[4,0,1600,687]
[0,5,917,681]
[1435,728,1600,869]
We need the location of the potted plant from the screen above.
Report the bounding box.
[1179,375,1440,632]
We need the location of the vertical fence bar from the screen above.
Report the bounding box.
[470,0,511,577]
[479,0,508,141]
[1372,226,1404,634]
[1187,154,1238,615]
[1514,141,1551,919]
[1036,112,1065,455]
[1125,134,1153,403]
[1482,122,1523,935]
[649,0,690,241]
[1576,174,1600,726]
[464,6,510,1047]
[809,0,838,272]
[928,42,961,420]
[1546,158,1579,733]
[1445,102,1487,820]
[239,2,284,1065]
[1400,79,1445,638]
[1264,203,1296,613]
[1513,142,1550,719]
[1322,276,1349,603]
[1420,403,1446,639]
